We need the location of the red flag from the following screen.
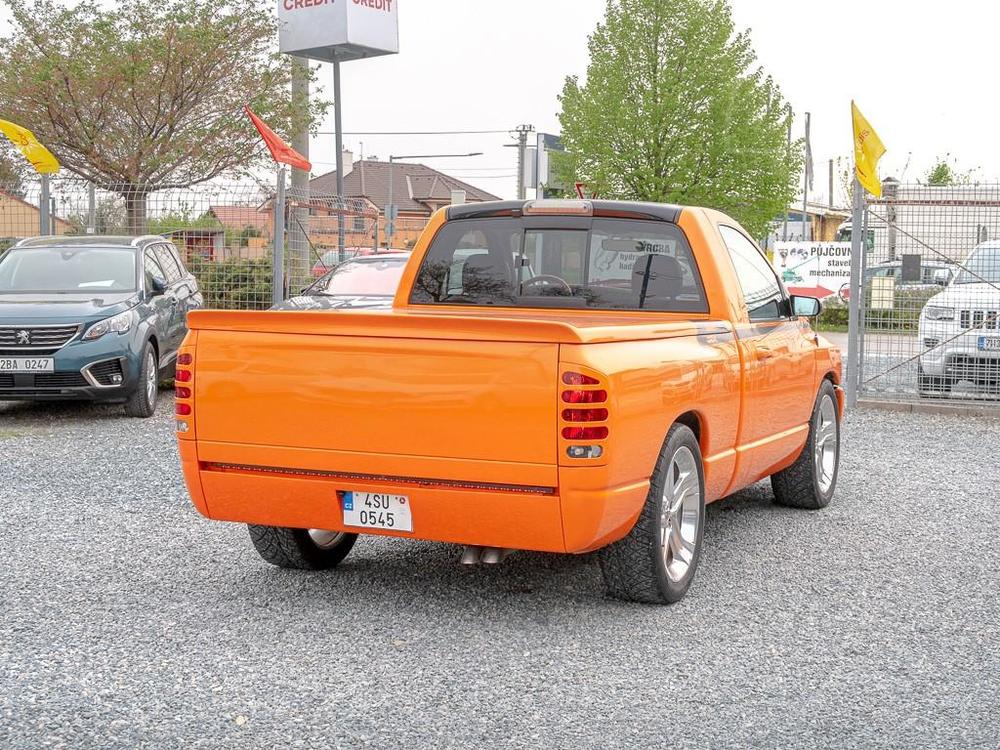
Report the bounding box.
[244,105,311,172]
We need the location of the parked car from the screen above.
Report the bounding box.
[839,258,957,301]
[918,240,1000,396]
[175,199,842,605]
[864,259,957,287]
[0,235,202,417]
[273,253,410,311]
[310,246,407,277]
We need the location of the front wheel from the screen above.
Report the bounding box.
[597,423,706,604]
[248,525,358,570]
[771,380,840,509]
[124,342,158,418]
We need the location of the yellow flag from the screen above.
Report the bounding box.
[852,102,885,197]
[0,119,60,175]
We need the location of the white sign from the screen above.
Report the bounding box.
[279,0,399,63]
[773,242,853,300]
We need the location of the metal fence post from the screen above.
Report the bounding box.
[272,167,286,305]
[846,178,865,408]
[39,174,50,235]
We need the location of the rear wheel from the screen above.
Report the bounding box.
[597,423,705,604]
[248,525,358,570]
[771,380,840,509]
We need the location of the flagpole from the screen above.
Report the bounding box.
[273,166,286,305]
[846,176,864,409]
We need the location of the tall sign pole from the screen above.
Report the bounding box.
[278,0,399,259]
[333,58,346,263]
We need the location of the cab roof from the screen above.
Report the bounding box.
[446,199,682,223]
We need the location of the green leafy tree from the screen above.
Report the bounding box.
[924,156,974,186]
[0,143,29,196]
[556,0,800,237]
[0,0,326,233]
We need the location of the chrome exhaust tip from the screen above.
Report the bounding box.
[460,546,483,565]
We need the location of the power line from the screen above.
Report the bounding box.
[316,129,511,136]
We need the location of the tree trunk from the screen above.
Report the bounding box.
[124,188,148,235]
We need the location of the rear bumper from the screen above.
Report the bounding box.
[181,446,649,554]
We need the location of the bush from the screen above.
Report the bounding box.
[816,286,941,332]
[187,255,273,310]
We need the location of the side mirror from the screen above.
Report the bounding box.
[149,276,168,296]
[791,295,822,317]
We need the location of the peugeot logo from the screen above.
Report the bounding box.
[15,329,31,345]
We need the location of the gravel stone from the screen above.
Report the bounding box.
[1,397,998,748]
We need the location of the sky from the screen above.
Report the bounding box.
[2,1,997,205]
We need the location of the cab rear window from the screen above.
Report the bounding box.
[410,218,708,312]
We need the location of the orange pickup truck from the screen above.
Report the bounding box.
[175,200,842,604]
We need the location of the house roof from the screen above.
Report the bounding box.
[310,160,500,214]
[0,189,72,231]
[208,205,271,234]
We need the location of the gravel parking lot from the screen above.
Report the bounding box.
[1,396,998,749]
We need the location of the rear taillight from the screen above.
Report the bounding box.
[562,426,609,440]
[175,352,193,434]
[562,372,600,386]
[562,389,607,404]
[561,371,609,459]
[562,408,608,422]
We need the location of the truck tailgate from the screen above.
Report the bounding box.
[192,327,559,481]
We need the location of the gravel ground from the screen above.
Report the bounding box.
[1,396,998,749]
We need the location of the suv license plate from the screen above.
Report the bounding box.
[978,336,1000,352]
[340,491,413,532]
[0,357,55,373]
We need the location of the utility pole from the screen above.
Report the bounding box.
[828,159,835,209]
[514,124,534,200]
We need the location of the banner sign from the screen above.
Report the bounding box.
[279,0,399,62]
[772,241,852,300]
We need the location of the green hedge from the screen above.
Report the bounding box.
[187,256,273,310]
[817,286,941,332]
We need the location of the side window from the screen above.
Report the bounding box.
[143,248,167,289]
[719,225,786,320]
[153,244,182,283]
[165,243,189,276]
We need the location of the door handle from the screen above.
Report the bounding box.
[755,346,774,361]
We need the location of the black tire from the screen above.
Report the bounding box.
[248,525,358,570]
[597,423,706,605]
[124,341,158,418]
[771,379,840,510]
[917,366,952,398]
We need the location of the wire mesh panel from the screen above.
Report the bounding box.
[0,177,412,311]
[859,183,1000,403]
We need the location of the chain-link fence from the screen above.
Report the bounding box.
[857,183,1000,404]
[0,177,421,309]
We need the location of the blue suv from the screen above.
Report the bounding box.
[0,235,203,417]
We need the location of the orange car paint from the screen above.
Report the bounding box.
[175,204,842,554]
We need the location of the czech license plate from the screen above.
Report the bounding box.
[0,357,54,373]
[340,491,413,532]
[978,336,1000,352]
